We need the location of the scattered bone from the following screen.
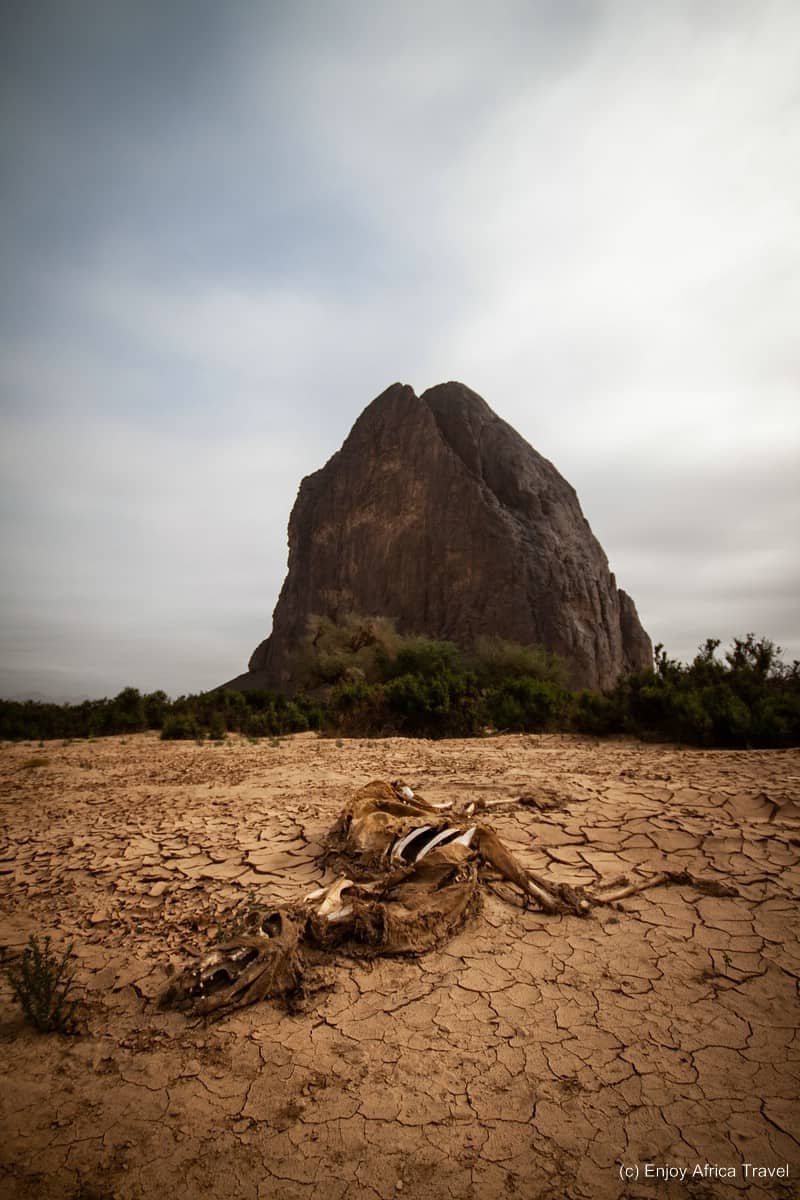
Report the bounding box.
[518,792,567,812]
[323,905,353,923]
[317,878,354,917]
[466,798,517,813]
[593,868,739,904]
[303,885,328,902]
[593,872,669,903]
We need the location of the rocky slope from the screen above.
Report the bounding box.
[227,381,652,692]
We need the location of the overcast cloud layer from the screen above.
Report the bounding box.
[2,0,798,700]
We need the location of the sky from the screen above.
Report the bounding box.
[1,0,798,701]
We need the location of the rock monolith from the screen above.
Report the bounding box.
[225,382,652,692]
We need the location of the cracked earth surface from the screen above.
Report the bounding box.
[0,732,798,1200]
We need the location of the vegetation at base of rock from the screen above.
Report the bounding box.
[6,935,79,1033]
[298,621,799,747]
[603,635,800,749]
[484,677,569,733]
[469,635,569,688]
[0,628,797,749]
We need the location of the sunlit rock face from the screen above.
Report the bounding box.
[226,381,652,693]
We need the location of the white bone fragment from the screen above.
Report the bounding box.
[391,825,432,862]
[523,877,561,912]
[593,873,668,903]
[414,827,460,862]
[450,826,477,848]
[325,905,353,923]
[465,803,475,816]
[318,878,354,916]
[304,886,328,902]
[399,786,415,800]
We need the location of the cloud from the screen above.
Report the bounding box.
[1,0,799,697]
[0,398,308,697]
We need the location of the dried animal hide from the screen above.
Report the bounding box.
[307,857,481,957]
[325,781,591,916]
[160,865,481,1018]
[161,779,731,1017]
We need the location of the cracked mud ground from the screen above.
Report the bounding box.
[1,733,798,1200]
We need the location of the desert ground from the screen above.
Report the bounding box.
[0,731,798,1200]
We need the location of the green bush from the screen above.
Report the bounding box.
[143,690,170,729]
[160,714,201,741]
[751,691,799,748]
[670,688,714,744]
[384,637,464,682]
[383,670,482,737]
[470,636,569,687]
[384,672,449,732]
[244,711,275,739]
[6,935,79,1033]
[327,679,386,736]
[485,677,566,732]
[701,685,752,746]
[280,701,309,733]
[610,634,800,748]
[111,687,147,731]
[572,690,620,736]
[208,713,227,742]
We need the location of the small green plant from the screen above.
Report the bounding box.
[6,934,79,1033]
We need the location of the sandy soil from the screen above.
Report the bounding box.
[0,731,798,1200]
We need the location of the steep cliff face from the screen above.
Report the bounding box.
[226,381,652,692]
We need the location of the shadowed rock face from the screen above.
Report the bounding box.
[227,381,652,692]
